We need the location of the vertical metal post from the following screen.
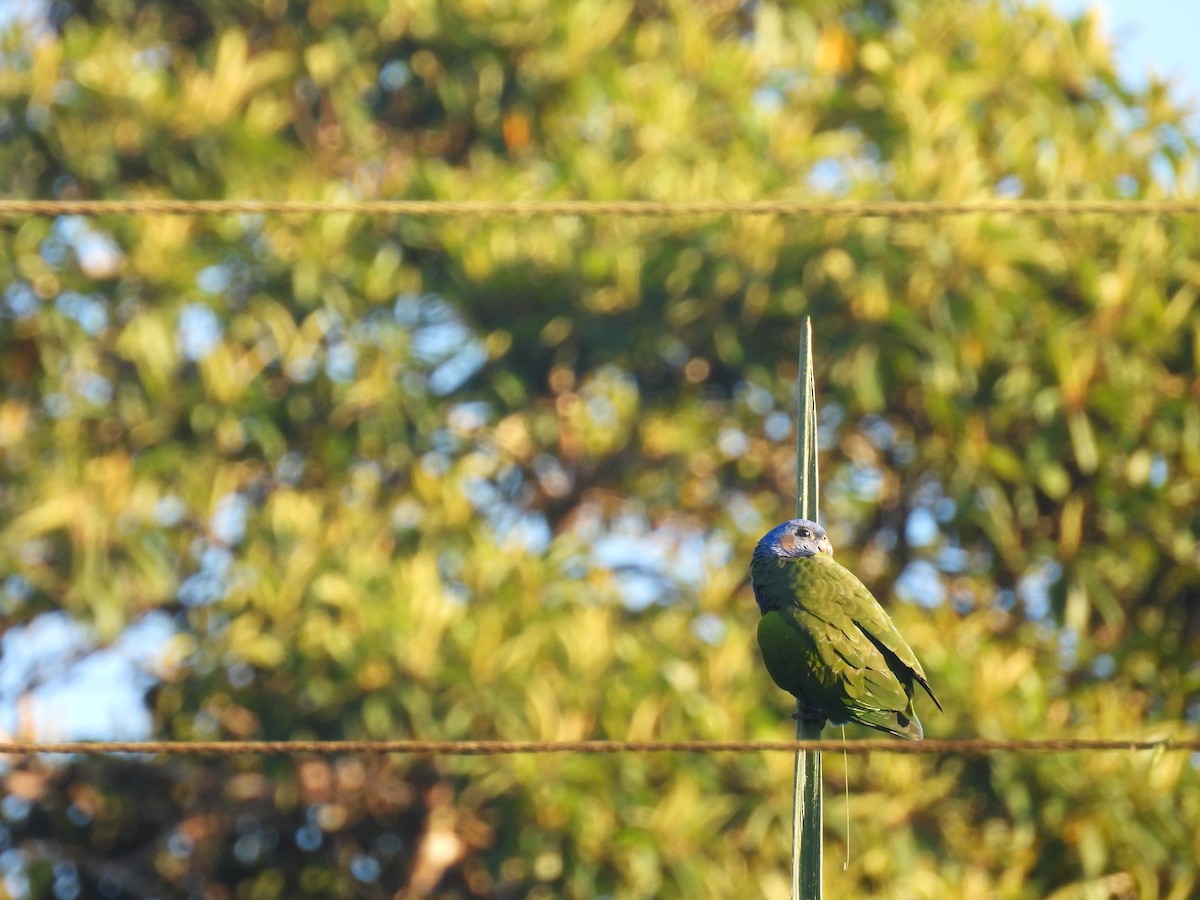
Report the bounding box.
[793,316,822,899]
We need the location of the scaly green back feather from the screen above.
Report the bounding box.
[751,551,939,739]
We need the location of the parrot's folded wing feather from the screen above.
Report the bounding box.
[802,554,942,711]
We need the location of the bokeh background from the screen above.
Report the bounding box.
[1,1,1198,898]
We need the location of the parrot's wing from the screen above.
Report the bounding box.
[798,554,942,711]
[793,606,913,711]
[759,606,924,739]
[753,555,896,700]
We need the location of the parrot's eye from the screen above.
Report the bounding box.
[797,527,810,538]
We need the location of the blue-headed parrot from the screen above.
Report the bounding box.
[750,519,940,739]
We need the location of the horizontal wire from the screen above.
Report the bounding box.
[1,198,1200,218]
[0,738,1194,757]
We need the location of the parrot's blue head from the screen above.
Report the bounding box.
[754,518,833,560]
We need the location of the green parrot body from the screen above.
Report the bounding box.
[750,519,940,739]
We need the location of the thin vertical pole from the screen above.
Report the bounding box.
[796,317,819,524]
[793,316,822,899]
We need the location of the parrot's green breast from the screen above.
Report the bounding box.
[750,551,939,739]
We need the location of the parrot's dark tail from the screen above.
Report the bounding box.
[853,707,924,740]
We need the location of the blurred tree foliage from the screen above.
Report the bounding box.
[1,0,1198,897]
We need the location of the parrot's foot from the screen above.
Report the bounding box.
[792,702,826,725]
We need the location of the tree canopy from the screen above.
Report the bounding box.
[1,0,1198,897]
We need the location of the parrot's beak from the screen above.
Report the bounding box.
[817,536,833,557]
